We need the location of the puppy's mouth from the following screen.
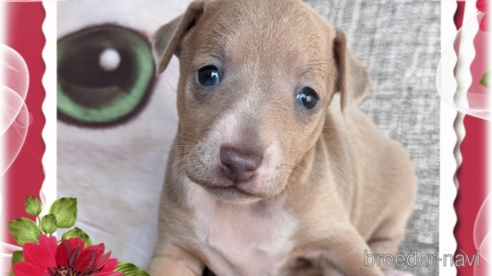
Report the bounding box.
[183,137,287,202]
[186,172,266,202]
[204,186,262,202]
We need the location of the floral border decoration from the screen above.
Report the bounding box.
[7,197,150,276]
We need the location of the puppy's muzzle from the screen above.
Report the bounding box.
[219,146,263,183]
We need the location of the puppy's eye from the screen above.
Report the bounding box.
[198,66,220,86]
[296,88,318,110]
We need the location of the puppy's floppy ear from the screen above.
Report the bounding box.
[151,1,205,75]
[333,29,372,112]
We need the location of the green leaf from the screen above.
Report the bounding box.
[61,227,92,247]
[25,197,42,216]
[7,218,41,246]
[480,71,488,88]
[115,262,150,276]
[41,214,57,235]
[48,198,77,228]
[9,251,24,276]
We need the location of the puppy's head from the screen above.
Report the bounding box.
[152,0,370,203]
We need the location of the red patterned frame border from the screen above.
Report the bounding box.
[1,2,46,274]
[2,1,45,252]
[454,1,491,276]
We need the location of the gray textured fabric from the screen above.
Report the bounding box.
[303,1,440,275]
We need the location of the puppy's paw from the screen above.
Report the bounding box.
[383,270,415,276]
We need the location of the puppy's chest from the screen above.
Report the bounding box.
[188,187,297,276]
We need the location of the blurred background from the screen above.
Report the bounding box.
[57,0,440,275]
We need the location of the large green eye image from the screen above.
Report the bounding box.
[57,25,155,126]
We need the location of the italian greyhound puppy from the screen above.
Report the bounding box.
[149,0,417,275]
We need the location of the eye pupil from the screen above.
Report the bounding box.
[99,48,121,72]
[198,66,220,86]
[296,88,318,110]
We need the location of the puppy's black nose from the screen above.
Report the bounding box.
[219,146,263,182]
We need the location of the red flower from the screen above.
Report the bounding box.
[13,235,123,276]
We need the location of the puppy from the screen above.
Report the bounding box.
[148,0,417,275]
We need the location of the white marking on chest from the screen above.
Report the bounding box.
[185,180,297,276]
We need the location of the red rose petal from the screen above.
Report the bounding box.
[97,271,124,276]
[22,242,56,270]
[94,251,112,269]
[84,243,105,260]
[98,258,119,273]
[97,259,124,276]
[68,245,82,269]
[39,235,58,256]
[76,249,97,271]
[13,261,44,276]
[67,237,86,250]
[55,240,70,268]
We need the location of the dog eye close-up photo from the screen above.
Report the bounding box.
[56,0,439,275]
